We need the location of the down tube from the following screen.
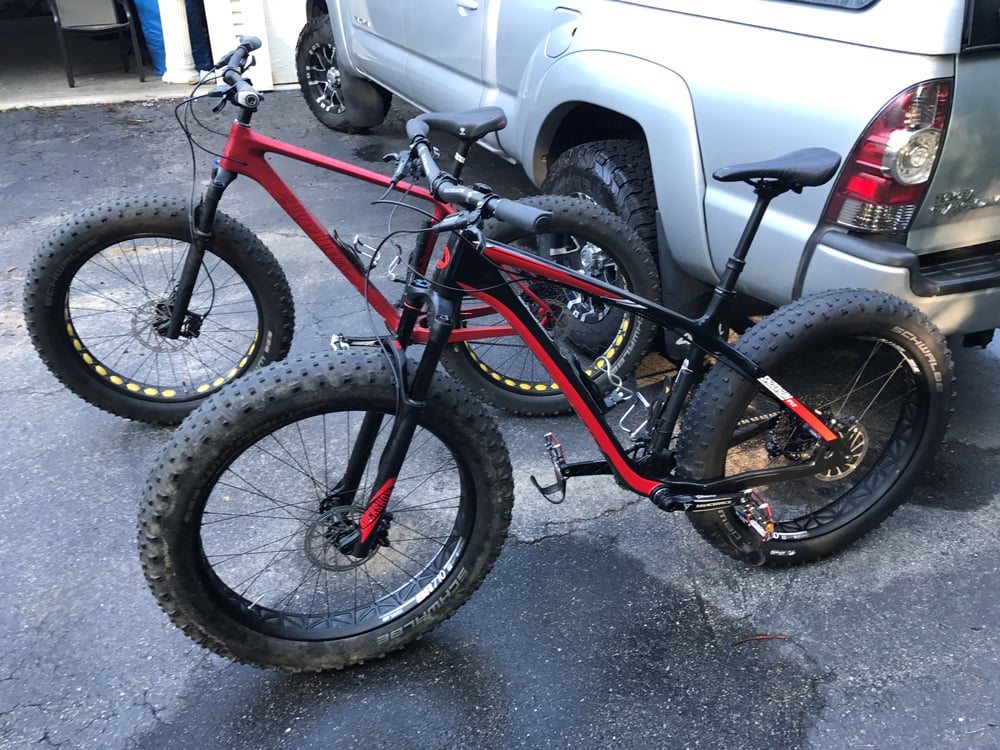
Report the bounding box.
[456,278,662,497]
[218,125,452,337]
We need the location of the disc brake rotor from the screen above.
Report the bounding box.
[133,300,191,353]
[817,421,869,482]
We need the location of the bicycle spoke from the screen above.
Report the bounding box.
[192,407,473,636]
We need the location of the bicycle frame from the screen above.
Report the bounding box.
[340,223,850,557]
[467,234,842,482]
[170,87,849,558]
[168,111,514,345]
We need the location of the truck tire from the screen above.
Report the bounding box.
[542,140,658,255]
[439,195,658,415]
[295,15,392,132]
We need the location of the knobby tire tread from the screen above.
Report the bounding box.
[542,139,658,255]
[675,290,954,567]
[138,351,514,672]
[23,195,295,424]
[440,194,659,415]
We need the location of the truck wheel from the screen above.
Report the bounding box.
[439,195,658,416]
[542,140,657,255]
[295,15,392,132]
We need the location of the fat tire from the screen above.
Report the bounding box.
[541,139,658,255]
[676,290,953,567]
[23,196,294,424]
[138,351,514,672]
[440,194,659,415]
[295,15,391,132]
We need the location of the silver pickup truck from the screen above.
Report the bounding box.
[297,0,1000,342]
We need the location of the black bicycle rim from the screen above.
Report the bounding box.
[192,407,476,641]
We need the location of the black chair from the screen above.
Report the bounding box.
[48,0,145,87]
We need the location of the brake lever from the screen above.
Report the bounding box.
[205,84,234,112]
[383,150,412,187]
[434,210,483,234]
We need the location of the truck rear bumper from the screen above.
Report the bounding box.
[800,230,1000,335]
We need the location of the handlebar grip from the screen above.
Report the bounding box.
[238,35,262,52]
[406,117,430,141]
[491,199,552,233]
[216,36,261,74]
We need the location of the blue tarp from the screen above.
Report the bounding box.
[133,0,212,75]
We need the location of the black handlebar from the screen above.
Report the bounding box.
[405,118,430,141]
[490,198,552,232]
[409,124,551,234]
[215,36,262,109]
[214,35,261,70]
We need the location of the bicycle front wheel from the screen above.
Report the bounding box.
[139,351,514,672]
[440,195,659,415]
[23,196,294,424]
[676,290,953,566]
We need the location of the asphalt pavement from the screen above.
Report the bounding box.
[1,92,998,750]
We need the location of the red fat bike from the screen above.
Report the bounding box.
[23,38,657,424]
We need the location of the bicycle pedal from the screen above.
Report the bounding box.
[331,334,384,351]
[741,491,775,541]
[529,432,567,504]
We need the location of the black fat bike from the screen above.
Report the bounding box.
[137,40,953,672]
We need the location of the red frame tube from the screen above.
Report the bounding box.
[216,121,516,343]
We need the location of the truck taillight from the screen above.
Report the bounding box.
[825,80,951,233]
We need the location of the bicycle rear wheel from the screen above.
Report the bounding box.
[440,195,659,415]
[676,290,953,566]
[139,351,513,672]
[23,196,294,424]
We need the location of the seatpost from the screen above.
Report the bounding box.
[699,180,786,325]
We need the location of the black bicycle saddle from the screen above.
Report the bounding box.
[412,107,508,142]
[713,147,842,188]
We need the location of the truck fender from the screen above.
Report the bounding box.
[515,50,715,285]
[327,3,359,77]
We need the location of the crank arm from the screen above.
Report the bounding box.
[651,489,774,542]
[651,490,745,513]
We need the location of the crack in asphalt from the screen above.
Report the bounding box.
[508,493,644,545]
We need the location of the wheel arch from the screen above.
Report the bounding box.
[512,51,714,282]
[305,0,328,20]
[543,104,644,164]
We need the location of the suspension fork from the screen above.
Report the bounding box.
[339,279,460,558]
[321,278,420,516]
[164,167,237,339]
[322,409,387,512]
